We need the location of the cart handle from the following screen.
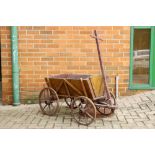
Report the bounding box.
[90,34,103,41]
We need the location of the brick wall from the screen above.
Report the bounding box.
[0,27,12,104]
[1,26,134,104]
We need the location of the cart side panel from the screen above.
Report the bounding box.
[66,79,92,98]
[48,78,67,96]
[60,79,94,98]
[84,79,95,99]
[47,77,94,99]
[90,75,104,97]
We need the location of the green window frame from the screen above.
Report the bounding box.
[129,26,155,90]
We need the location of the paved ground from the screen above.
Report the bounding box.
[0,91,155,129]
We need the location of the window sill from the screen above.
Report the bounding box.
[129,84,155,90]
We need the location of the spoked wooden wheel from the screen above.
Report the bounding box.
[96,92,116,116]
[64,98,77,109]
[39,87,59,116]
[71,96,96,126]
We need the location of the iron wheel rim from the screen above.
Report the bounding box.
[96,92,116,116]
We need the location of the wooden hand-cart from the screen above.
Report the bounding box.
[39,30,117,125]
[39,74,116,125]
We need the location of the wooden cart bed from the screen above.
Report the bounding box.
[45,74,104,100]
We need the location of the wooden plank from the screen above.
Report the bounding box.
[90,75,104,97]
[80,78,88,97]
[58,94,78,98]
[45,77,50,87]
[64,79,83,96]
[87,78,95,99]
[64,80,71,97]
[55,80,64,93]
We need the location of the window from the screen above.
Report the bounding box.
[129,26,155,89]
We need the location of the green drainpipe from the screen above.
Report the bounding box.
[11,26,20,106]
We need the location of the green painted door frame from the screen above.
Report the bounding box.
[129,26,155,90]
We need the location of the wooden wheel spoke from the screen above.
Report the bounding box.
[48,104,51,110]
[78,111,81,120]
[50,102,55,108]
[43,104,48,110]
[84,105,91,111]
[84,114,88,124]
[85,111,93,119]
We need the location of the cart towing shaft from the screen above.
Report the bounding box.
[91,30,111,100]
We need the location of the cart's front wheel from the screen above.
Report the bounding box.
[71,96,96,126]
[39,87,59,116]
[96,92,116,116]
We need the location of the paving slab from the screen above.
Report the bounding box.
[0,90,155,129]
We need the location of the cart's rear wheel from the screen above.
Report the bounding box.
[96,92,116,116]
[71,96,96,126]
[39,87,59,116]
[65,98,77,109]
